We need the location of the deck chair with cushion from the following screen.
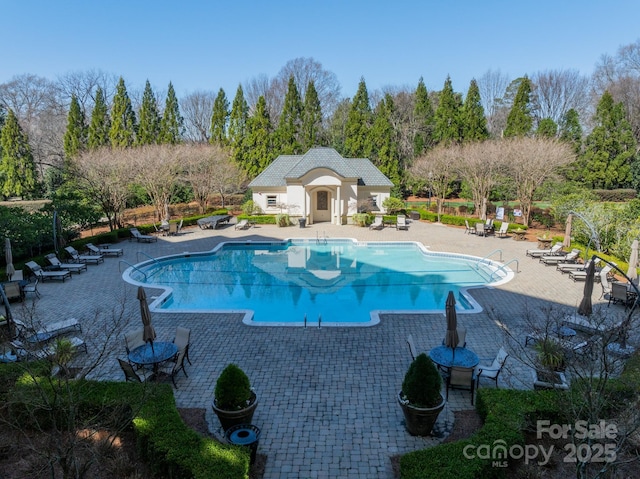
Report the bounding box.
[173,326,192,365]
[45,253,87,273]
[496,222,509,238]
[25,261,72,282]
[540,248,580,265]
[86,242,123,257]
[129,228,157,243]
[64,246,104,264]
[396,215,409,230]
[446,366,477,405]
[369,216,384,230]
[477,347,509,388]
[526,242,563,258]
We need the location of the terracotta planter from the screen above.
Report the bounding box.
[212,392,258,432]
[398,392,446,436]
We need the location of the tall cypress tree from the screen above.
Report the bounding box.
[210,88,229,145]
[433,76,463,145]
[504,77,533,138]
[241,96,273,177]
[159,81,183,144]
[88,87,110,149]
[559,108,582,154]
[229,84,249,164]
[109,77,137,147]
[344,78,372,158]
[63,94,87,158]
[413,77,435,155]
[301,80,323,150]
[580,91,636,189]
[370,94,401,194]
[461,79,488,142]
[137,80,160,145]
[275,75,303,154]
[0,109,37,197]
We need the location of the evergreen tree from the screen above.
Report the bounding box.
[536,118,558,138]
[275,75,303,154]
[63,94,87,158]
[559,108,582,154]
[579,91,637,189]
[109,77,137,147]
[370,94,402,195]
[433,76,463,145]
[159,82,183,144]
[413,77,435,155]
[344,78,372,158]
[240,96,273,177]
[88,87,110,149]
[504,77,533,138]
[210,88,229,145]
[301,80,323,150]
[229,84,249,163]
[137,80,160,145]
[0,109,37,197]
[461,79,488,142]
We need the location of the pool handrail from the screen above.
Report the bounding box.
[119,259,148,281]
[489,258,519,281]
[137,251,159,263]
[475,249,503,271]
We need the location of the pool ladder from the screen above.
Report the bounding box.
[316,231,328,245]
[303,314,322,329]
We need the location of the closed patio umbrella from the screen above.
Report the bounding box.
[577,260,595,317]
[563,214,572,249]
[138,286,156,345]
[5,238,15,281]
[444,291,459,349]
[627,240,638,283]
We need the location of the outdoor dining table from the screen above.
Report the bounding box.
[128,341,178,378]
[429,345,479,369]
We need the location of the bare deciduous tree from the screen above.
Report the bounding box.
[531,69,591,125]
[477,69,511,137]
[56,69,119,113]
[179,90,215,143]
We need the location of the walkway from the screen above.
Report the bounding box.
[12,219,610,479]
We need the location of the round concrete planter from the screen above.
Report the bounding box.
[398,392,446,436]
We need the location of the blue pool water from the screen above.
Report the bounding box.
[124,239,509,326]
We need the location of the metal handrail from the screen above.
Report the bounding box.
[136,251,159,263]
[489,259,519,281]
[476,249,503,268]
[119,260,147,281]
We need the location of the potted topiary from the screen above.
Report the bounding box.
[212,364,258,432]
[532,339,569,390]
[397,353,446,436]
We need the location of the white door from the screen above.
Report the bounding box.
[314,191,331,222]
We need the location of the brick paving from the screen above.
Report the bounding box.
[13,219,615,478]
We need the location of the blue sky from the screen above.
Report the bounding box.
[3,0,640,99]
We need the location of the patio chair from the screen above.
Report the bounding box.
[118,358,150,382]
[25,261,72,282]
[64,246,104,264]
[130,228,157,243]
[496,222,509,238]
[475,222,486,236]
[168,222,178,235]
[441,326,467,348]
[477,347,509,388]
[599,264,615,298]
[369,216,384,230]
[22,278,40,298]
[407,334,418,361]
[176,219,183,235]
[396,215,408,230]
[235,219,251,230]
[86,242,123,257]
[157,347,188,388]
[124,329,145,354]
[44,253,87,273]
[609,281,632,308]
[446,366,477,405]
[173,326,192,365]
[2,281,23,302]
[526,242,563,258]
[464,219,475,234]
[540,248,580,266]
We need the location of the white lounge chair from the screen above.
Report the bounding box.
[130,228,157,243]
[65,246,104,264]
[44,253,87,273]
[396,215,408,230]
[526,242,563,258]
[557,259,598,274]
[496,222,509,238]
[464,219,475,234]
[369,216,384,230]
[25,261,72,282]
[15,318,82,344]
[86,242,123,257]
[235,219,251,230]
[540,248,580,265]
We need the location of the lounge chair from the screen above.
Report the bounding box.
[464,219,475,234]
[540,248,580,265]
[557,259,597,274]
[64,246,104,264]
[562,312,623,335]
[86,242,123,257]
[369,216,384,230]
[130,228,157,243]
[15,317,82,344]
[396,215,408,230]
[25,261,72,282]
[496,222,509,238]
[44,253,87,273]
[477,347,509,388]
[10,336,87,361]
[526,242,562,258]
[235,219,251,230]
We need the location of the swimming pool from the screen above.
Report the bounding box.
[123,239,513,326]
